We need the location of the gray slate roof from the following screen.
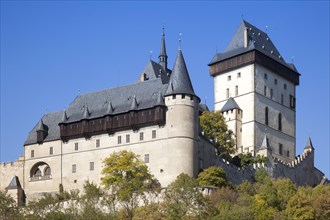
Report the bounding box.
[165,49,196,98]
[137,60,171,84]
[25,77,170,145]
[6,176,22,190]
[220,97,241,112]
[209,20,299,73]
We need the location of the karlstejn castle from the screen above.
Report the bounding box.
[1,20,327,205]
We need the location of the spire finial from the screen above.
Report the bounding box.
[179,32,182,50]
[159,27,168,71]
[162,26,165,36]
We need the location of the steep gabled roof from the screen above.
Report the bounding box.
[6,176,22,190]
[220,97,241,112]
[209,20,300,74]
[137,60,171,84]
[165,49,196,98]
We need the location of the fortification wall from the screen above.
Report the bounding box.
[0,156,24,190]
[215,158,255,185]
[269,150,325,186]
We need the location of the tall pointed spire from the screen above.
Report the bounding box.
[304,137,314,150]
[165,49,197,99]
[158,27,168,71]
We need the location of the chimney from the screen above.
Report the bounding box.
[244,28,248,48]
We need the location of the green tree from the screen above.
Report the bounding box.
[312,184,330,220]
[197,166,228,188]
[101,150,160,219]
[273,178,296,211]
[163,173,210,219]
[200,110,235,157]
[285,187,315,220]
[0,190,20,220]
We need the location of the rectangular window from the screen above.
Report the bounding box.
[152,130,156,139]
[287,150,290,157]
[264,86,267,96]
[144,154,149,163]
[227,75,231,81]
[290,95,296,109]
[72,164,76,173]
[31,150,34,158]
[96,139,100,148]
[75,143,78,151]
[173,95,176,99]
[270,89,273,99]
[49,147,53,155]
[237,72,241,78]
[284,83,287,90]
[118,136,122,144]
[126,134,130,143]
[235,85,238,96]
[90,162,94,171]
[274,78,277,85]
[281,94,284,105]
[264,73,268,80]
[226,88,229,99]
[139,132,144,141]
[182,94,185,99]
[279,144,283,155]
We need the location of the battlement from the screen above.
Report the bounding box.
[1,156,24,168]
[272,150,313,168]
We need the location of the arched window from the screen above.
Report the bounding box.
[278,113,282,131]
[44,166,51,176]
[265,107,269,125]
[30,162,52,180]
[34,168,41,177]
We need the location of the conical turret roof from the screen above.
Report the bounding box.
[304,137,314,150]
[220,97,241,112]
[260,135,271,150]
[165,49,196,98]
[6,176,22,190]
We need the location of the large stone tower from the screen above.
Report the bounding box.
[208,20,300,163]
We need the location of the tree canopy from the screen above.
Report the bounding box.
[101,150,160,219]
[199,110,235,157]
[197,166,229,188]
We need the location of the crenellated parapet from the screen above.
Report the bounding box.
[0,156,24,191]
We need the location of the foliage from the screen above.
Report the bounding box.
[0,190,21,220]
[101,150,160,219]
[163,173,210,219]
[197,166,228,188]
[199,110,235,157]
[232,153,268,167]
[254,167,269,184]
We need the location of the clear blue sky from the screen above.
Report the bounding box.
[1,1,329,177]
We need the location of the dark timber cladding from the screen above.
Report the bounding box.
[59,106,166,141]
[209,50,300,85]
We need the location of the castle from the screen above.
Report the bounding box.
[0,20,326,205]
